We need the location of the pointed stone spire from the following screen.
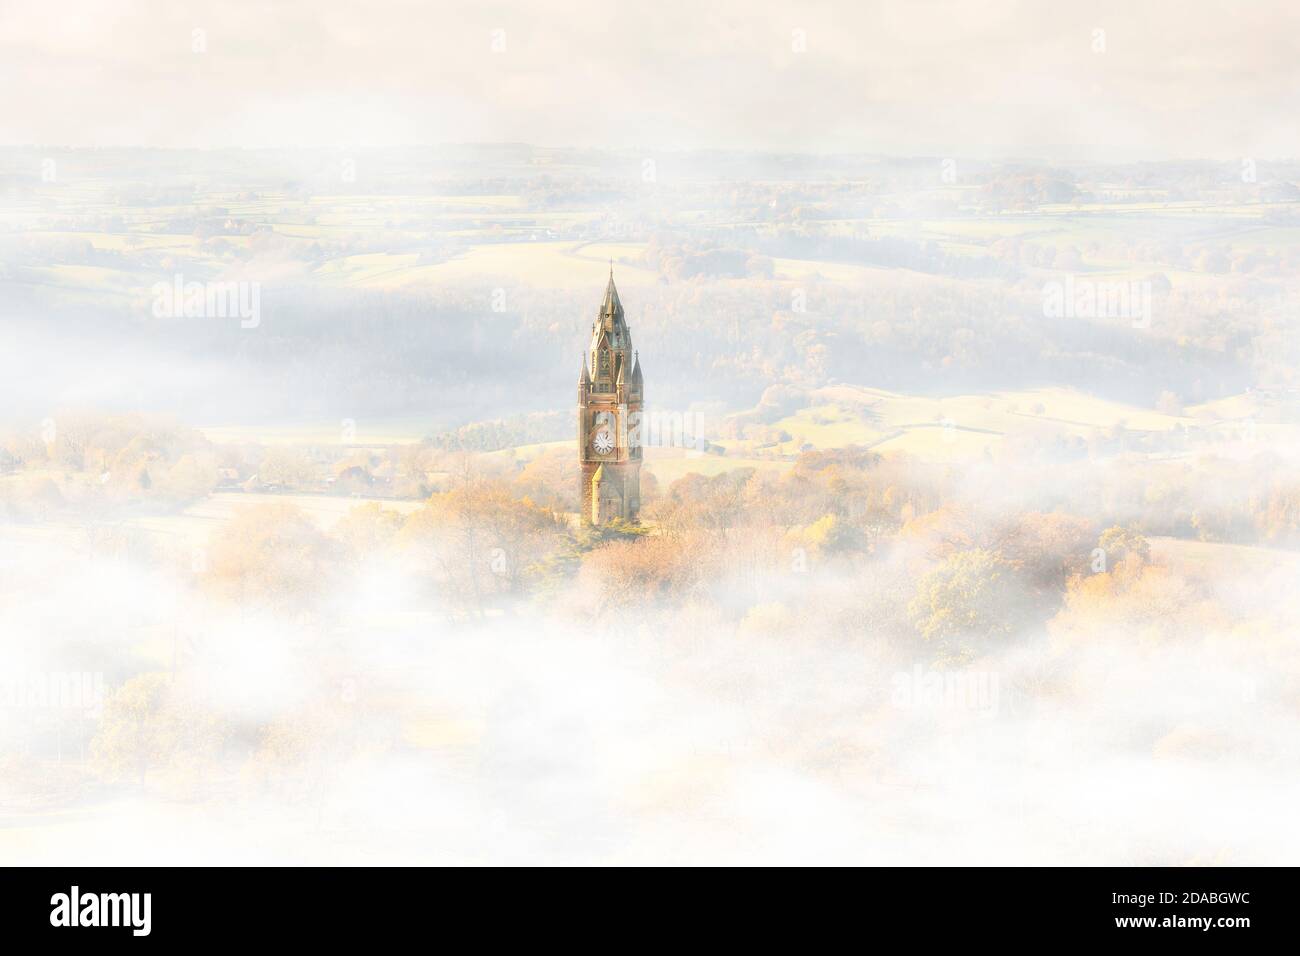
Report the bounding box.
[580,352,590,385]
[630,350,643,385]
[599,266,624,324]
[591,264,631,355]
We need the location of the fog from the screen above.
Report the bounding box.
[2,6,1299,866]
[4,1,1299,158]
[5,511,1296,864]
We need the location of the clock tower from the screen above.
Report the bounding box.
[579,268,643,523]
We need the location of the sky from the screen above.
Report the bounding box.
[2,0,1298,159]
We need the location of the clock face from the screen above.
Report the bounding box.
[592,430,614,455]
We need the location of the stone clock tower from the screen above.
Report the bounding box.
[579,269,643,523]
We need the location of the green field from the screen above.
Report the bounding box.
[714,383,1235,463]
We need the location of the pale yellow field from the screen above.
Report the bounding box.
[314,252,424,286]
[1150,535,1300,581]
[196,381,1291,483]
[485,440,792,483]
[21,265,145,294]
[21,231,199,252]
[134,492,424,548]
[0,493,423,555]
[575,241,650,266]
[757,403,885,448]
[193,491,421,523]
[769,257,895,283]
[483,440,570,463]
[499,384,1282,476]
[643,451,789,484]
[1185,393,1263,422]
[709,383,1242,463]
[869,427,1000,461]
[806,384,1192,435]
[198,420,437,445]
[316,241,661,291]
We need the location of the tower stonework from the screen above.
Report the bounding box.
[579,270,643,523]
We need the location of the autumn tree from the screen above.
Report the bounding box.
[1097,525,1151,571]
[333,501,405,562]
[1050,563,1216,646]
[908,548,1028,660]
[993,512,1097,600]
[258,446,318,489]
[398,480,563,615]
[91,672,223,787]
[511,447,579,513]
[573,532,708,617]
[205,503,340,610]
[794,512,864,559]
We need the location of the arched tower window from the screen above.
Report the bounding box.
[598,348,610,378]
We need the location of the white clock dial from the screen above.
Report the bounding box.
[593,430,614,454]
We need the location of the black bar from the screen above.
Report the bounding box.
[0,867,1290,944]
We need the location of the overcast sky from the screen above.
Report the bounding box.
[3,0,1297,159]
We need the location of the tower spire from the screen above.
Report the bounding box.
[598,266,625,330]
[580,273,642,525]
